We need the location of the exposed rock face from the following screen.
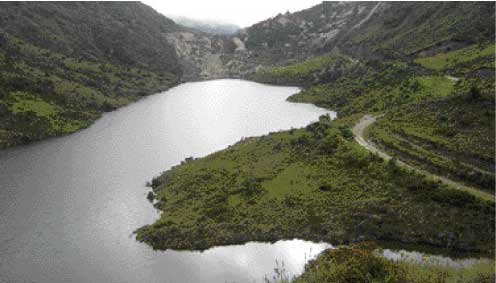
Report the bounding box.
[165,31,224,80]
[165,1,495,81]
[237,2,381,64]
[163,2,383,80]
[165,31,260,80]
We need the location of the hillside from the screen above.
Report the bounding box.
[0,2,182,73]
[245,2,495,194]
[1,1,494,148]
[235,1,495,64]
[0,2,183,148]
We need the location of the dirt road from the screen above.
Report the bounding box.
[353,115,494,201]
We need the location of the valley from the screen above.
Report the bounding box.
[0,1,494,282]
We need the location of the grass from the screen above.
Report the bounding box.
[288,68,455,116]
[256,52,494,195]
[415,43,496,71]
[9,91,59,117]
[0,33,178,148]
[250,54,353,85]
[368,79,495,192]
[136,116,494,255]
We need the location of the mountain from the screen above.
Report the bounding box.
[168,1,495,82]
[231,2,494,65]
[170,16,240,35]
[0,2,183,74]
[0,2,184,148]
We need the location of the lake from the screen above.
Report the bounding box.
[0,79,335,283]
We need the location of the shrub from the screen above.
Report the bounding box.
[338,124,354,139]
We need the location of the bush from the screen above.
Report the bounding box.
[338,124,354,139]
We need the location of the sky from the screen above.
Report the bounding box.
[141,0,323,28]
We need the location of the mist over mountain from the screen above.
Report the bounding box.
[170,16,240,35]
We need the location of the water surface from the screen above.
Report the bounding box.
[0,79,334,283]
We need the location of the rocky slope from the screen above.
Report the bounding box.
[171,1,495,80]
[235,1,494,65]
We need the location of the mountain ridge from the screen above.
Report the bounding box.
[0,1,494,149]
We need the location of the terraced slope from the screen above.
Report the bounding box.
[369,91,495,193]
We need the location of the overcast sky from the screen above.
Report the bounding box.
[142,0,323,27]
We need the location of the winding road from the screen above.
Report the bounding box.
[352,115,494,202]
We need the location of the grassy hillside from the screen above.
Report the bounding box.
[251,54,456,115]
[249,54,354,86]
[415,43,495,72]
[0,2,182,74]
[0,2,182,148]
[248,39,495,194]
[368,81,495,192]
[137,116,494,254]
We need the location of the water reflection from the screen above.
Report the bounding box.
[159,240,332,283]
[0,80,333,283]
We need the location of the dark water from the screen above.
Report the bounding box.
[0,80,335,283]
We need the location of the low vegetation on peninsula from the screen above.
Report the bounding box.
[137,116,494,255]
[289,243,495,283]
[137,2,495,279]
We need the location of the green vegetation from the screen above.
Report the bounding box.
[415,43,496,71]
[0,30,178,148]
[136,116,494,254]
[1,2,492,277]
[250,46,495,195]
[254,57,457,115]
[295,74,456,115]
[250,54,352,85]
[0,2,182,148]
[10,91,59,117]
[368,80,495,192]
[137,7,495,260]
[289,243,495,283]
